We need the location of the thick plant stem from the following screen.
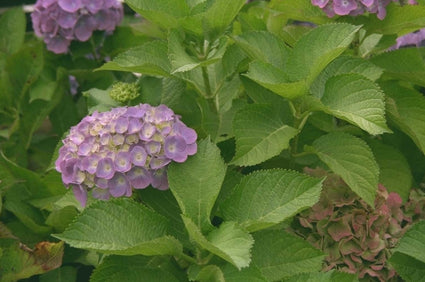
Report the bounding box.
[202,66,213,98]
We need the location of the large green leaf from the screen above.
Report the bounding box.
[389,252,425,282]
[231,104,299,166]
[286,23,361,83]
[392,220,425,264]
[252,230,325,281]
[244,60,308,99]
[368,141,412,202]
[188,265,225,282]
[90,255,179,282]
[371,48,425,87]
[182,216,253,270]
[283,270,358,282]
[310,56,383,99]
[54,198,182,256]
[381,82,425,155]
[0,8,26,55]
[320,74,390,135]
[221,169,323,232]
[125,0,189,29]
[168,139,226,233]
[39,266,77,282]
[234,31,290,69]
[310,132,379,206]
[97,41,171,76]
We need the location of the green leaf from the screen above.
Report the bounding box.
[252,230,325,281]
[320,74,390,135]
[389,252,425,282]
[393,220,425,264]
[310,132,379,206]
[231,104,299,166]
[353,4,425,35]
[0,8,26,55]
[283,270,359,282]
[54,198,182,256]
[381,82,425,155]
[310,56,383,99]
[90,255,179,282]
[168,30,226,73]
[244,60,308,99]
[0,239,64,282]
[83,88,120,113]
[221,169,323,232]
[371,48,425,87]
[168,139,227,233]
[268,0,331,24]
[234,31,290,69]
[139,189,191,249]
[39,266,77,282]
[221,264,267,282]
[286,23,361,83]
[125,0,189,29]
[203,0,246,40]
[97,41,171,76]
[182,216,253,270]
[188,265,225,282]
[368,141,412,202]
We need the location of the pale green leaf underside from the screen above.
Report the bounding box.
[54,198,182,256]
[168,139,227,233]
[90,255,179,282]
[97,41,171,76]
[321,74,390,135]
[182,216,253,270]
[382,82,425,155]
[252,230,325,281]
[286,23,361,82]
[231,104,299,166]
[311,132,379,206]
[221,169,323,232]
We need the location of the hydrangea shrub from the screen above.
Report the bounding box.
[1,0,425,281]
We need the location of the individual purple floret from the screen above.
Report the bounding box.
[55,104,198,206]
[31,0,123,54]
[312,0,417,20]
[391,28,425,49]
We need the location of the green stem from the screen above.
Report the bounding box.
[178,252,197,265]
[202,66,213,98]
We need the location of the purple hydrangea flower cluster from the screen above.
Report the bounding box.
[55,104,197,206]
[31,0,123,54]
[311,0,417,20]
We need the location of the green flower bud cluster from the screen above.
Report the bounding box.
[109,82,140,103]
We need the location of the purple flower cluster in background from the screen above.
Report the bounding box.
[392,28,425,49]
[55,104,197,206]
[311,0,417,20]
[31,0,123,54]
